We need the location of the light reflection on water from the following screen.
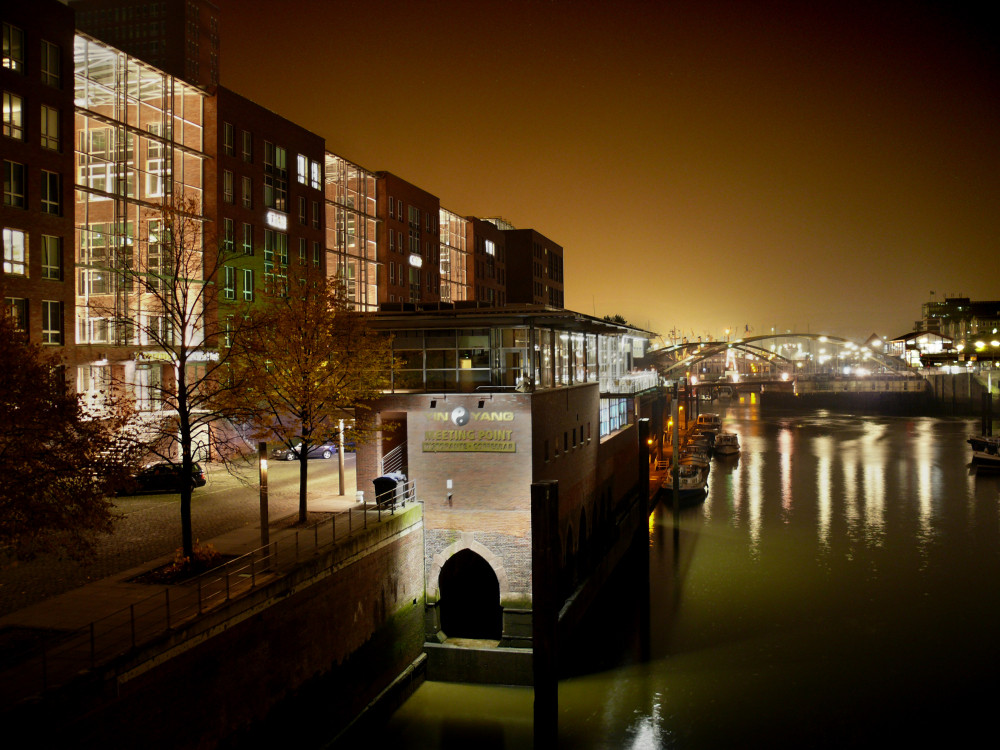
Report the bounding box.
[368,406,1000,749]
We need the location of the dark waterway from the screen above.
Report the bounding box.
[361,404,1000,748]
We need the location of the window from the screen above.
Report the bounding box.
[2,92,23,140]
[241,176,251,208]
[312,201,320,229]
[40,41,61,88]
[222,217,234,252]
[5,297,27,333]
[263,142,287,210]
[388,196,394,218]
[310,160,321,190]
[2,228,26,275]
[242,268,254,300]
[222,122,234,156]
[41,235,61,280]
[312,241,321,266]
[297,154,307,185]
[42,300,63,345]
[223,265,235,299]
[223,170,234,203]
[41,171,61,215]
[3,160,25,207]
[242,222,253,255]
[41,105,60,150]
[2,23,24,73]
[388,229,395,251]
[298,196,306,224]
[298,237,307,264]
[241,130,252,162]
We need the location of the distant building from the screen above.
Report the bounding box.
[2,0,76,351]
[377,172,441,305]
[467,217,506,306]
[205,86,327,319]
[439,208,470,304]
[497,224,564,308]
[69,0,220,90]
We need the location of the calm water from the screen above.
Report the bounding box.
[367,405,1000,749]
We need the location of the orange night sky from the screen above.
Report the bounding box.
[216,0,999,343]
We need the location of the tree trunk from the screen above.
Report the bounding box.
[298,449,308,523]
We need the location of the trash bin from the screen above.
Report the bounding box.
[373,472,407,508]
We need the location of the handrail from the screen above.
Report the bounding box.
[0,492,417,706]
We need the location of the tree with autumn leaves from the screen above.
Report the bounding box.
[0,308,142,562]
[226,280,395,523]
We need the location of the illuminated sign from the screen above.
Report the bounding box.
[422,407,516,452]
[265,210,288,231]
[408,253,423,268]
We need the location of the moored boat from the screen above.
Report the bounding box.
[968,434,1000,471]
[714,431,740,456]
[661,463,708,506]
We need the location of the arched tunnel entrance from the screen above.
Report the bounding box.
[439,549,502,640]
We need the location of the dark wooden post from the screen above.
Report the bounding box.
[532,479,559,746]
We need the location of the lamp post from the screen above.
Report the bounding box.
[338,418,346,496]
[258,441,269,549]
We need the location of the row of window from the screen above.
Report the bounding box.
[221,124,323,191]
[3,93,61,150]
[3,162,62,214]
[2,23,61,87]
[543,423,593,462]
[386,196,437,233]
[219,218,323,263]
[222,169,322,226]
[4,296,63,344]
[2,227,62,279]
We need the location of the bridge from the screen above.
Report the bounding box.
[643,333,912,393]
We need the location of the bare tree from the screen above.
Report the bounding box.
[227,279,394,523]
[89,194,258,559]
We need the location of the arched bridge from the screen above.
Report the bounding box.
[646,333,908,382]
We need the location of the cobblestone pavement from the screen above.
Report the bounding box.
[0,457,356,618]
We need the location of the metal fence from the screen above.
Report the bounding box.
[0,486,417,708]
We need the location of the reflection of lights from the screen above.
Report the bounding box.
[781,372,790,381]
[975,341,986,351]
[843,366,852,375]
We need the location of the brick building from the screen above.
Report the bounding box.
[356,306,662,648]
[376,172,441,305]
[2,0,76,351]
[70,0,220,90]
[467,216,506,306]
[205,86,327,319]
[499,225,564,308]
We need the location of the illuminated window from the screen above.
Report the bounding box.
[40,41,61,87]
[3,160,25,207]
[2,23,24,73]
[3,228,26,275]
[297,153,307,184]
[2,92,23,140]
[41,235,62,280]
[42,300,63,345]
[41,105,60,150]
[310,160,321,190]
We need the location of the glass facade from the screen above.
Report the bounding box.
[324,152,377,310]
[73,34,205,410]
[439,208,469,303]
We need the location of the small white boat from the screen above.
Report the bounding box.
[714,432,740,456]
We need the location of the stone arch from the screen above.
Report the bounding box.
[438,549,502,640]
[427,535,510,601]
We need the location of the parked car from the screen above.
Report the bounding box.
[120,462,207,494]
[272,442,338,461]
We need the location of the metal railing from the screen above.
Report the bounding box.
[372,479,417,520]
[0,494,417,707]
[380,442,407,475]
